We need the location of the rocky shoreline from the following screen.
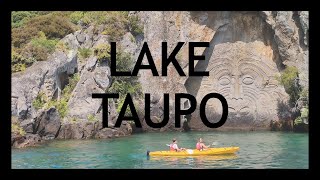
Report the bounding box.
[12,108,133,148]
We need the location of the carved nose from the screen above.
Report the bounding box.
[232,78,242,100]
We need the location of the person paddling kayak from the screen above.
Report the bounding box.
[169,138,186,152]
[196,138,210,151]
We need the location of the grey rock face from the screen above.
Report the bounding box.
[66,69,105,120]
[76,33,86,44]
[85,56,98,71]
[12,133,42,149]
[260,11,308,88]
[11,132,25,147]
[56,121,132,139]
[136,11,308,131]
[95,122,132,139]
[66,28,112,121]
[12,23,135,147]
[17,97,28,120]
[20,119,34,133]
[93,66,110,89]
[34,108,61,139]
[119,32,140,55]
[11,47,78,120]
[95,128,115,138]
[189,42,288,130]
[298,11,308,46]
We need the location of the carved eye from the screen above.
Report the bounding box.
[242,76,254,85]
[219,76,231,86]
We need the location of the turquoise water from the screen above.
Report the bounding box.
[12,131,308,169]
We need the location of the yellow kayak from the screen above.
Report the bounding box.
[147,147,239,156]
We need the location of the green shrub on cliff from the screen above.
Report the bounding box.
[48,99,68,118]
[62,73,80,100]
[79,11,142,41]
[12,11,143,73]
[301,106,308,118]
[83,11,129,41]
[78,48,92,59]
[294,116,302,125]
[22,31,60,61]
[55,98,68,118]
[111,48,135,75]
[69,11,85,24]
[101,12,142,41]
[294,106,308,125]
[12,11,38,28]
[106,48,142,115]
[12,123,26,136]
[12,12,76,72]
[87,114,97,122]
[33,73,79,118]
[278,66,301,106]
[128,15,144,36]
[110,80,142,99]
[12,49,36,72]
[70,117,78,123]
[56,73,80,118]
[94,43,111,62]
[55,41,70,53]
[277,66,309,128]
[30,32,59,53]
[12,11,52,28]
[299,88,309,100]
[12,63,26,72]
[32,91,47,110]
[46,98,68,118]
[12,13,75,48]
[22,44,49,62]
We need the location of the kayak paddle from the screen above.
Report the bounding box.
[212,142,218,146]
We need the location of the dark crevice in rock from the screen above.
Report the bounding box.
[184,23,227,97]
[263,23,285,71]
[57,71,69,91]
[183,114,191,132]
[162,12,168,41]
[272,11,277,19]
[52,89,58,100]
[38,70,49,91]
[55,124,62,138]
[183,23,228,131]
[292,11,308,51]
[259,12,286,71]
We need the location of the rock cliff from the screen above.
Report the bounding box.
[11,24,136,148]
[11,11,309,148]
[135,11,308,131]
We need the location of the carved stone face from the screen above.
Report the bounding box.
[195,42,288,129]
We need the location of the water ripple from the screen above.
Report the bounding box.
[12,131,308,169]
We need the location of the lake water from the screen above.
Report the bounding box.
[12,131,308,169]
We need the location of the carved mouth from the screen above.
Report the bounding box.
[229,106,252,118]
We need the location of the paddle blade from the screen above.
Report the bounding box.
[212,142,218,146]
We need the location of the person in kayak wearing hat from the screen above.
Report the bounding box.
[196,138,210,151]
[169,138,186,152]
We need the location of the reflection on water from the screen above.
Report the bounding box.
[148,154,237,168]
